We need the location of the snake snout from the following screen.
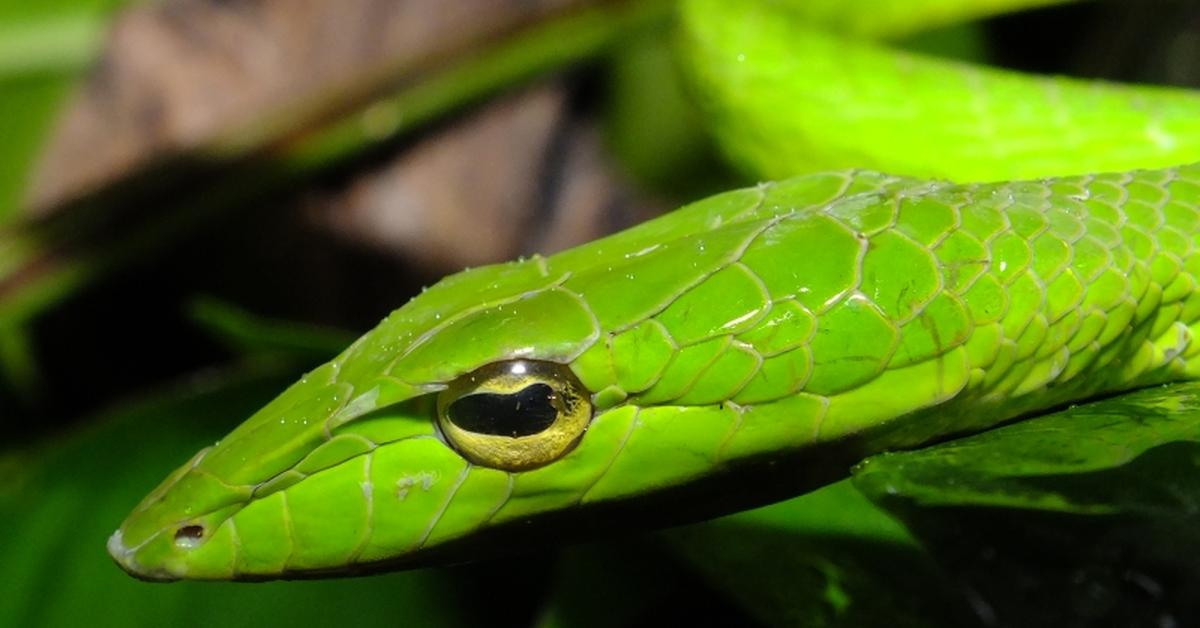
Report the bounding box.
[106,529,180,582]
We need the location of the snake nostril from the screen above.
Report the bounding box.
[173,525,205,549]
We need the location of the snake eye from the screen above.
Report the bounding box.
[436,360,592,471]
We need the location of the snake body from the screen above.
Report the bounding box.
[108,0,1200,581]
[681,0,1200,182]
[109,163,1200,580]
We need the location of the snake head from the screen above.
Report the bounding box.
[110,175,904,581]
[107,250,613,580]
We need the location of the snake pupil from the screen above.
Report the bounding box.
[446,383,559,437]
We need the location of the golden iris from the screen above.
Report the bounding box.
[436,360,592,471]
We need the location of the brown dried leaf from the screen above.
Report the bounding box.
[306,82,664,273]
[27,0,601,213]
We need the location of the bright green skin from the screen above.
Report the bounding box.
[109,0,1200,581]
[681,0,1200,182]
[110,163,1200,580]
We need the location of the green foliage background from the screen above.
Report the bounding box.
[3,1,1199,626]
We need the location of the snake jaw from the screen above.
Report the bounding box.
[106,520,188,582]
[105,530,145,579]
[105,528,184,582]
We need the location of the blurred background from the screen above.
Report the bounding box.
[3,1,1200,626]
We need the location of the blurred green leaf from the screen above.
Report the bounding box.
[0,14,103,76]
[603,27,734,199]
[898,21,989,62]
[0,323,38,400]
[187,295,355,363]
[0,75,71,223]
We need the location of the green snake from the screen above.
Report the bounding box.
[109,0,1200,581]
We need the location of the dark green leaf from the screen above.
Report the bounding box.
[665,480,976,628]
[853,382,1200,626]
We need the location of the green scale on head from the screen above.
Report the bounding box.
[109,164,1200,581]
